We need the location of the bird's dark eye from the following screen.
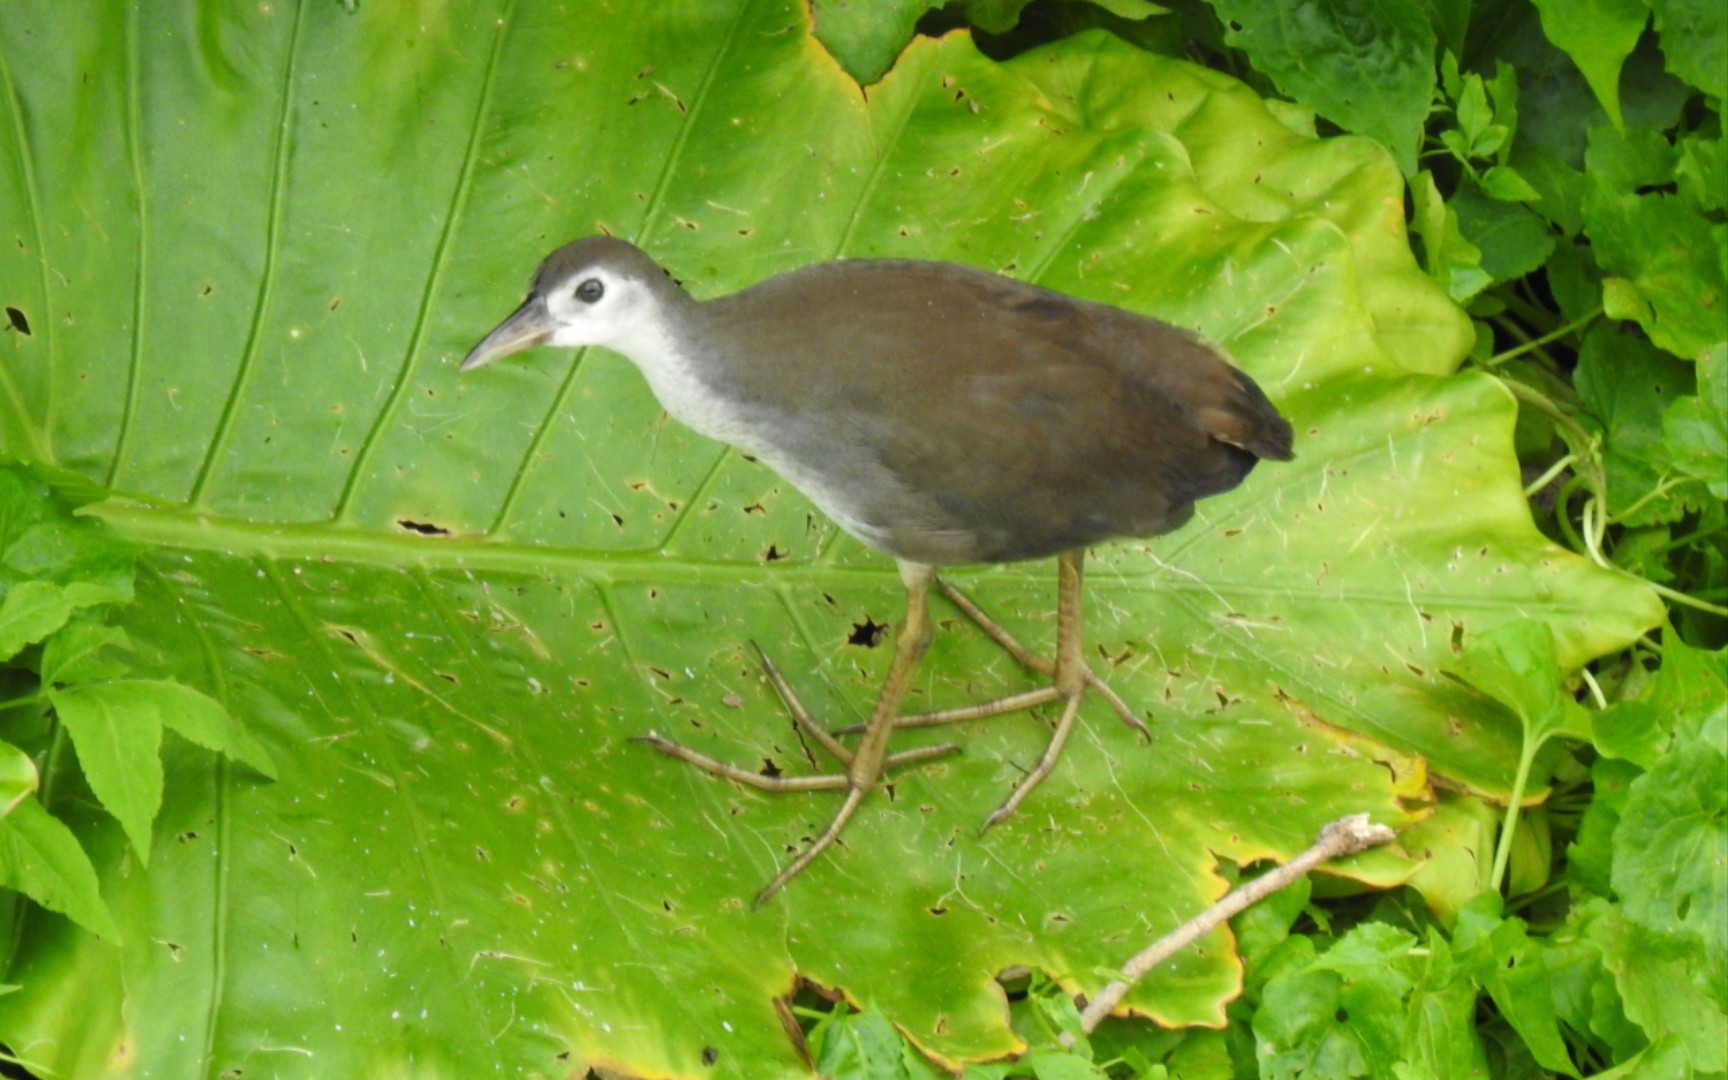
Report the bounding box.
[575,278,604,303]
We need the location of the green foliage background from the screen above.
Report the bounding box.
[0,1,1721,1077]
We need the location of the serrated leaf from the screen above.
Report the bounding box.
[1210,0,1435,174]
[38,613,132,687]
[1590,905,1728,1073]
[1664,343,1727,499]
[1252,921,1419,1079]
[1648,0,1728,98]
[1450,619,1591,751]
[0,471,133,614]
[1675,135,1727,215]
[1510,148,1586,235]
[1452,895,1580,1077]
[1574,324,1700,525]
[120,679,276,781]
[1612,716,1728,958]
[1584,128,1728,361]
[1411,171,1493,301]
[0,580,73,661]
[1529,0,1648,130]
[0,796,119,941]
[1477,164,1542,204]
[1566,756,1639,894]
[1451,186,1555,284]
[47,681,164,864]
[1454,74,1496,154]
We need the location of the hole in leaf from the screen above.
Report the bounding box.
[3,305,29,335]
[397,519,450,536]
[848,617,888,648]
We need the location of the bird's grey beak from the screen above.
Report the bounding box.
[460,295,554,372]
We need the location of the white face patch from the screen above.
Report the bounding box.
[541,266,663,352]
[538,262,768,454]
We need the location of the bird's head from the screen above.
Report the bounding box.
[461,236,681,371]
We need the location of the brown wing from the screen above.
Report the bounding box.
[702,259,1293,565]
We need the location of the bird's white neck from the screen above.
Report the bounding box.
[606,314,766,453]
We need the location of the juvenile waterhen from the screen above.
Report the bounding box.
[463,236,1295,904]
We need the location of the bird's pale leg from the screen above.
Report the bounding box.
[637,562,954,904]
[837,551,1148,738]
[830,553,1111,828]
[980,548,1090,829]
[752,560,940,905]
[928,567,1147,737]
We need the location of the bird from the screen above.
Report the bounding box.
[462,235,1295,905]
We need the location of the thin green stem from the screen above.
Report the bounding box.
[1484,307,1602,368]
[1490,742,1538,894]
[1553,476,1590,554]
[1609,475,1692,525]
[1647,581,1728,617]
[0,693,45,712]
[1581,495,1610,569]
[1523,453,1577,498]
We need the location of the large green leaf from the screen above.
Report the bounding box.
[0,2,1658,1075]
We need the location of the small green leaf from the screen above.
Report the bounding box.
[1399,931,1489,1078]
[1613,713,1728,956]
[1067,0,1166,20]
[1543,242,1602,326]
[1591,700,1667,768]
[1648,0,1728,98]
[1484,61,1520,163]
[1454,74,1495,153]
[1574,325,1701,525]
[810,1,936,85]
[1664,343,1727,499]
[1511,148,1586,235]
[123,679,277,781]
[1022,1047,1107,1079]
[1477,164,1542,203]
[1591,905,1728,1073]
[815,1007,928,1080]
[1438,48,1462,100]
[1584,128,1728,361]
[1252,922,1419,1078]
[0,741,37,818]
[1452,895,1581,1077]
[1410,171,1492,301]
[39,613,132,687]
[1566,756,1641,895]
[1450,620,1591,751]
[1451,186,1555,284]
[1212,0,1435,174]
[1675,135,1727,214]
[0,580,74,661]
[1449,619,1598,892]
[1401,794,1498,921]
[46,681,165,864]
[1529,0,1648,129]
[0,795,120,941]
[0,472,133,609]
